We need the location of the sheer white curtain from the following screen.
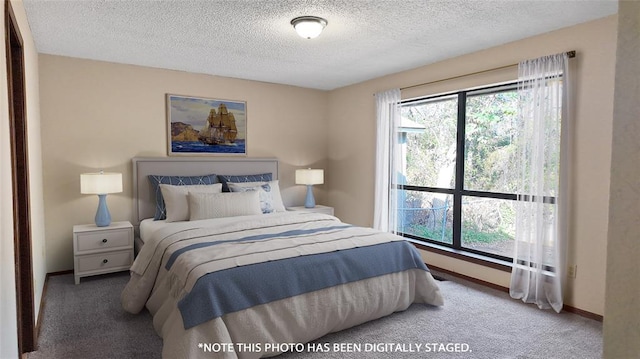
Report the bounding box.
[510,53,570,312]
[373,89,401,232]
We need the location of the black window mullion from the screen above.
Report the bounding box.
[461,190,518,201]
[452,92,466,249]
[398,184,455,195]
[516,194,556,205]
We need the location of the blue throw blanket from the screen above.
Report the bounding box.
[165,224,352,270]
[178,240,428,329]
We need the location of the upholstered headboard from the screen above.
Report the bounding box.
[132,157,279,227]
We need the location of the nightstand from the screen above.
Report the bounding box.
[287,205,334,216]
[73,221,134,284]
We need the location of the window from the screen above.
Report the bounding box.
[397,83,522,262]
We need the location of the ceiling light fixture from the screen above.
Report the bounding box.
[291,16,328,39]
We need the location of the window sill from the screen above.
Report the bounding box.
[407,239,512,272]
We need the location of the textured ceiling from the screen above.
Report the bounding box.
[23,0,617,90]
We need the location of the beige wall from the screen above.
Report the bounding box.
[327,16,617,315]
[0,0,47,356]
[603,1,640,357]
[39,55,329,272]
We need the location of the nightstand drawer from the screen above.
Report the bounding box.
[75,228,132,252]
[73,221,134,284]
[76,250,133,273]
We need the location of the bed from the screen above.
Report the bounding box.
[121,157,444,359]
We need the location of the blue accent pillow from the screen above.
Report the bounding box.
[218,173,273,192]
[148,174,217,220]
[228,183,274,214]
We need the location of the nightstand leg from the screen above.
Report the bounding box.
[75,276,80,285]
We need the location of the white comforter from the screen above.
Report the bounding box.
[121,212,443,359]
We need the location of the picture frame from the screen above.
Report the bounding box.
[167,94,247,156]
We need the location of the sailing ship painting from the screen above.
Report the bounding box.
[199,105,238,145]
[167,94,246,156]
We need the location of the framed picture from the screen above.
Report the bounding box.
[167,94,247,156]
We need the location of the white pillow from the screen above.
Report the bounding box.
[227,180,286,213]
[160,183,222,222]
[188,191,262,221]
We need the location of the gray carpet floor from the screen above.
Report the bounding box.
[27,271,602,359]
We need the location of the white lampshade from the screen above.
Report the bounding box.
[80,172,123,194]
[295,169,324,185]
[291,16,327,39]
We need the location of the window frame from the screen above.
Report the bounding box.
[398,82,539,264]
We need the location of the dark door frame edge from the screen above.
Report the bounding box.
[5,0,36,353]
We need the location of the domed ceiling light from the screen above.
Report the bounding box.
[291,16,328,39]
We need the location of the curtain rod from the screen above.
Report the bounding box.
[400,50,576,91]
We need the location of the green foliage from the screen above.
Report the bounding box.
[403,96,458,188]
[464,91,519,193]
[400,89,520,255]
[406,222,512,245]
[461,222,513,244]
[402,91,520,193]
[406,224,453,245]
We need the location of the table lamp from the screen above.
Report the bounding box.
[295,168,324,208]
[80,171,123,227]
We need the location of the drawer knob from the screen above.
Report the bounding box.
[102,238,108,243]
[102,259,108,264]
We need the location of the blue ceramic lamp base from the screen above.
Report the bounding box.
[304,185,316,208]
[94,194,112,227]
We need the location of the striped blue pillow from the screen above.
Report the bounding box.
[218,173,273,192]
[148,174,217,220]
